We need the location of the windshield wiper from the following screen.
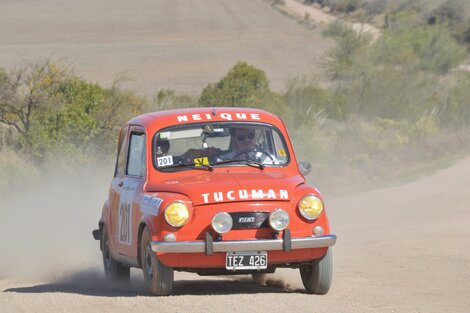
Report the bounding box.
[212,159,265,170]
[245,160,265,169]
[163,162,213,171]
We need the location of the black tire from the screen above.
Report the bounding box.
[101,226,130,282]
[300,248,333,295]
[140,227,174,296]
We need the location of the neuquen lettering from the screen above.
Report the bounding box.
[201,189,288,203]
[177,112,261,123]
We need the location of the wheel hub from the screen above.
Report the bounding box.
[145,245,154,279]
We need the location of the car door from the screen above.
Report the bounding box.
[115,126,147,257]
[109,126,129,250]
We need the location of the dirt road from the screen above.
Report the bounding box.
[1,156,469,312]
[1,0,469,311]
[281,0,381,39]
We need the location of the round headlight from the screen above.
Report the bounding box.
[269,208,289,231]
[211,212,233,234]
[164,201,190,227]
[298,194,324,220]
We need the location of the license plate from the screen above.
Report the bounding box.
[225,251,268,270]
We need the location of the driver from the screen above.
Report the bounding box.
[219,128,257,160]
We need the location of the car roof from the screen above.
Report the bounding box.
[127,107,285,132]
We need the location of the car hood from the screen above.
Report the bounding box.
[146,171,304,206]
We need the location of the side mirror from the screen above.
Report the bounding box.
[298,161,312,176]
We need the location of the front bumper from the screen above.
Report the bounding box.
[151,233,336,255]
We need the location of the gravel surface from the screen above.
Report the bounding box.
[1,157,469,312]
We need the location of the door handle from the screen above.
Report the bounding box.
[118,181,124,187]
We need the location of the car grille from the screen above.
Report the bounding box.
[229,212,270,229]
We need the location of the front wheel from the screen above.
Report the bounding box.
[101,226,130,282]
[140,227,174,296]
[300,248,333,295]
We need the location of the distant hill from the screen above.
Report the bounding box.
[0,0,332,95]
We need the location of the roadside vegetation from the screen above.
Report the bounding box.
[1,5,470,195]
[304,0,470,48]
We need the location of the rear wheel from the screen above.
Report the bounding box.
[300,248,333,295]
[101,226,130,282]
[140,227,174,296]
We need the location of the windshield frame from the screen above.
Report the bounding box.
[151,121,291,172]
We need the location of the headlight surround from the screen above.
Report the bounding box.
[269,208,289,231]
[164,201,190,227]
[298,194,324,220]
[211,212,233,234]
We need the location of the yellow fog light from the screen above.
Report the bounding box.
[164,201,190,227]
[298,195,324,220]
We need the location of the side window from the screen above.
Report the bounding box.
[115,127,129,177]
[127,133,146,177]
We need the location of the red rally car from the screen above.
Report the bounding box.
[93,107,336,296]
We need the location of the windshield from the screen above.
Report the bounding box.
[153,122,290,172]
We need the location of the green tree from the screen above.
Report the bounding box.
[0,61,68,154]
[41,79,148,161]
[376,25,467,74]
[0,61,148,163]
[198,62,286,117]
[199,62,269,106]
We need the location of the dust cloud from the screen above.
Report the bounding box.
[264,269,302,290]
[0,162,112,282]
[236,268,304,291]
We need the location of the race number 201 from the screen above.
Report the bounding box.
[157,156,173,167]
